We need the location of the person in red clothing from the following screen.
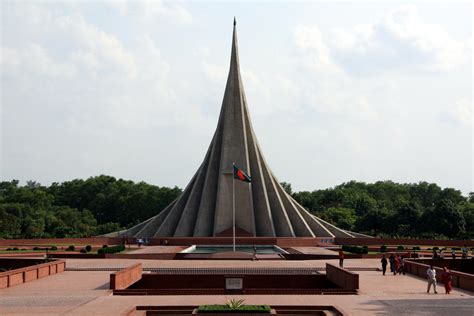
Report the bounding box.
[338,249,344,267]
[394,256,400,275]
[441,267,453,294]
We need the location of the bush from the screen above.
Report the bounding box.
[380,245,387,253]
[412,246,421,251]
[102,245,108,248]
[50,246,58,251]
[97,244,125,254]
[66,245,75,251]
[397,245,405,251]
[33,246,39,250]
[85,245,92,252]
[342,245,368,254]
[13,247,19,251]
[79,248,87,254]
[6,248,12,251]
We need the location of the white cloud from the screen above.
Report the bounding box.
[338,5,468,73]
[296,5,470,75]
[1,2,471,195]
[440,98,472,127]
[108,0,192,24]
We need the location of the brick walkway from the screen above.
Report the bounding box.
[0,258,472,315]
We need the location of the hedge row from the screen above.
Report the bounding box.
[342,245,368,254]
[97,244,125,254]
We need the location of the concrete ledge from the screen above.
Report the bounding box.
[326,263,359,291]
[0,260,66,289]
[110,263,142,290]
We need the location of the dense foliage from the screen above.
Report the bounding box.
[0,177,471,239]
[0,176,181,238]
[292,180,473,239]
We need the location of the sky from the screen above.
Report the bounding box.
[1,1,472,195]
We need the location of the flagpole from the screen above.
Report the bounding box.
[232,162,236,252]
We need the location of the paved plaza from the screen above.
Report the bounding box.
[1,257,472,315]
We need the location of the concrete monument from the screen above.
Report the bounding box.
[120,20,363,238]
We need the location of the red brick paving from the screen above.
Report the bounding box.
[0,258,472,315]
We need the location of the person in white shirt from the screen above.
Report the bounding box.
[427,265,438,294]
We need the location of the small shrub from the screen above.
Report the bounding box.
[67,245,75,251]
[6,248,12,251]
[13,247,19,251]
[21,248,27,250]
[102,245,108,248]
[85,245,92,252]
[397,245,405,251]
[33,246,39,250]
[50,246,58,251]
[79,248,87,254]
[227,298,245,310]
[380,245,387,253]
[413,246,420,251]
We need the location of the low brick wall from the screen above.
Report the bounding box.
[0,260,66,289]
[326,263,359,291]
[335,237,474,247]
[404,260,474,292]
[110,263,142,290]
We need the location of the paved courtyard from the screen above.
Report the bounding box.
[1,257,473,315]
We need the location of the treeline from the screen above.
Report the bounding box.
[0,176,181,238]
[290,181,473,239]
[0,176,472,239]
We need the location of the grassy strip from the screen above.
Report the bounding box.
[197,305,271,313]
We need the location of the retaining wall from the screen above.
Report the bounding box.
[326,263,359,291]
[110,263,142,290]
[404,259,474,292]
[0,259,66,289]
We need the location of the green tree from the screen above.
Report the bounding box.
[423,199,466,238]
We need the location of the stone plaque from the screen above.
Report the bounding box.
[225,278,243,290]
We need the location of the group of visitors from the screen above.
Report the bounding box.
[380,254,405,275]
[434,245,471,259]
[426,265,452,294]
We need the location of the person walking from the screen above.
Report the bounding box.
[394,256,400,275]
[441,267,452,294]
[389,254,395,274]
[381,255,388,275]
[427,265,438,294]
[451,248,456,259]
[399,255,405,275]
[338,249,344,268]
[462,245,468,259]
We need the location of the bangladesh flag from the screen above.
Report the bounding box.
[233,164,252,183]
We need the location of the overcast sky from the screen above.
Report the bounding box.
[1,1,472,195]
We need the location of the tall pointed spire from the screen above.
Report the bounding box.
[117,21,359,238]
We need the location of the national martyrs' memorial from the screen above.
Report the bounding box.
[1,19,473,316]
[116,20,366,239]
